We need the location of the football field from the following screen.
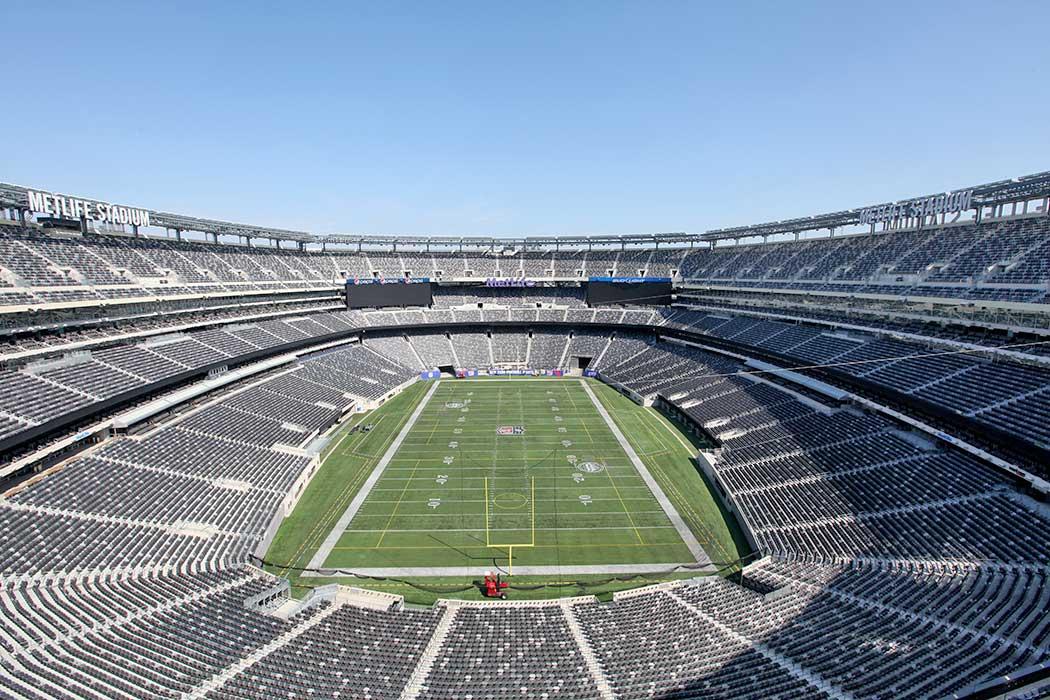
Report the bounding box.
[307,378,707,575]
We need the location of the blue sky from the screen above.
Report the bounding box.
[4,1,1048,237]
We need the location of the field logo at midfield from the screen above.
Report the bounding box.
[445,401,465,409]
[577,462,604,473]
[497,425,525,435]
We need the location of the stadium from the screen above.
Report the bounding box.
[0,170,1048,700]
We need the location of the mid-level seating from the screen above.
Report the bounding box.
[1,310,1048,699]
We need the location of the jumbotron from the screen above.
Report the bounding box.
[0,173,1048,699]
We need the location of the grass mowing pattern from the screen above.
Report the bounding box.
[589,382,751,568]
[263,382,429,580]
[264,378,749,603]
[325,379,695,570]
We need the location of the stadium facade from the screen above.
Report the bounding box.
[0,173,1048,699]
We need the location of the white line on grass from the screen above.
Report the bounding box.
[306,380,442,570]
[580,379,711,565]
[367,485,652,492]
[311,563,717,577]
[380,466,638,472]
[349,509,672,517]
[358,496,658,504]
[346,526,679,533]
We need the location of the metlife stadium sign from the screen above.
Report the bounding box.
[26,189,151,227]
[858,190,973,226]
[347,277,430,285]
[485,277,537,288]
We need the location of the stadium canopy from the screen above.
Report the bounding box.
[151,212,315,243]
[4,170,1050,248]
[700,170,1050,243]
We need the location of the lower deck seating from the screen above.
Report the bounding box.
[1,330,1047,700]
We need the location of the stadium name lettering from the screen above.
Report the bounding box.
[858,190,973,226]
[348,277,429,285]
[589,276,671,283]
[485,277,536,287]
[26,190,151,227]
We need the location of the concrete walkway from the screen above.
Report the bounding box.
[668,588,852,700]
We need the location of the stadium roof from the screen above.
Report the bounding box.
[3,170,1049,247]
[699,170,1050,242]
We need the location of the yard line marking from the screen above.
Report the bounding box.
[601,466,646,544]
[367,484,651,492]
[563,382,645,544]
[484,476,490,546]
[347,509,671,517]
[332,542,685,550]
[306,380,442,570]
[580,379,710,564]
[380,465,637,472]
[272,387,427,578]
[346,526,678,533]
[356,496,658,504]
[637,407,735,564]
[374,458,422,548]
[310,562,715,577]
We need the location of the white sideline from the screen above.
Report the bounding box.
[579,379,710,565]
[307,380,442,570]
[310,562,714,577]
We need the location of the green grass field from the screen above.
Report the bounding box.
[263,377,750,603]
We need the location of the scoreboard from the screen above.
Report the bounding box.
[586,277,672,306]
[345,278,432,309]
